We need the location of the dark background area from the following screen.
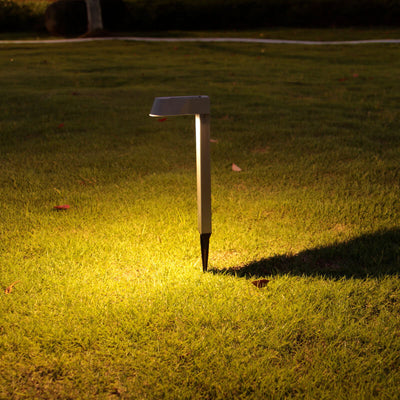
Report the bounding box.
[1,0,400,34]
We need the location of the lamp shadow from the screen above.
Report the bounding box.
[210,228,400,279]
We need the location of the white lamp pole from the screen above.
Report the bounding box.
[150,96,212,271]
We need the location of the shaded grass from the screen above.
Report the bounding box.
[1,27,400,41]
[0,37,399,398]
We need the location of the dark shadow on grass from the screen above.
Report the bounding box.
[210,228,400,279]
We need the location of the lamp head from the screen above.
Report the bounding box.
[149,95,210,117]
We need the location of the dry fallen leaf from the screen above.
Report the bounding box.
[252,146,270,154]
[251,279,269,288]
[232,163,242,172]
[79,177,96,186]
[5,280,20,294]
[210,138,219,143]
[54,204,70,210]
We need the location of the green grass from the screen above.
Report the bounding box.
[0,35,399,398]
[1,27,400,41]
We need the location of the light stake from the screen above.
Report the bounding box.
[149,96,212,271]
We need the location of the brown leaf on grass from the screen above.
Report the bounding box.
[232,163,242,172]
[79,177,96,186]
[5,280,20,294]
[251,279,269,288]
[54,204,70,210]
[252,146,270,154]
[210,138,218,143]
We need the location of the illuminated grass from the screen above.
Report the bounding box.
[0,37,399,398]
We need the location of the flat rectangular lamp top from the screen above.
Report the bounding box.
[149,95,210,117]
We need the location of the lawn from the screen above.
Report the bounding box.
[0,35,399,398]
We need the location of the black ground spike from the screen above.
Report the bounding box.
[200,233,211,272]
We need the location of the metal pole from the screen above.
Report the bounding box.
[196,114,211,271]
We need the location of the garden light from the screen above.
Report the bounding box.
[150,96,211,271]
